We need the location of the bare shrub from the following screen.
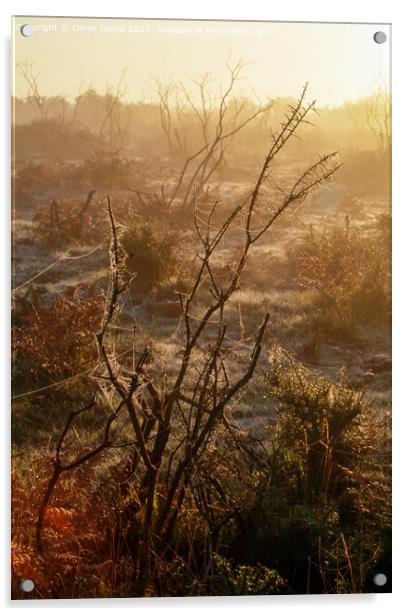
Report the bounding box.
[142,60,275,217]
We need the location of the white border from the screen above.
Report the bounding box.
[2,1,407,614]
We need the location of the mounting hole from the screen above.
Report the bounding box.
[20,24,33,38]
[373,572,387,587]
[373,31,387,44]
[20,579,35,593]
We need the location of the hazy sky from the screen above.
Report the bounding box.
[12,17,390,107]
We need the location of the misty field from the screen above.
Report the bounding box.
[11,62,391,598]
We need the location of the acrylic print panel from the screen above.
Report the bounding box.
[11,17,391,599]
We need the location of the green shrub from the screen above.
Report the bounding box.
[266,347,368,501]
[223,348,391,593]
[121,223,178,291]
[291,216,390,340]
[259,348,390,591]
[211,555,285,595]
